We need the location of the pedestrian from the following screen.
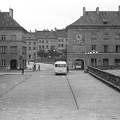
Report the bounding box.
[38,64,40,71]
[34,64,36,71]
[67,66,69,73]
[22,67,24,74]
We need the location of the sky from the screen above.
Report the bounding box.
[0,0,120,32]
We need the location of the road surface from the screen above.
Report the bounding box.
[0,63,120,120]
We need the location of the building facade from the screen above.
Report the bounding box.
[27,29,67,61]
[0,8,27,69]
[27,32,38,60]
[67,7,120,69]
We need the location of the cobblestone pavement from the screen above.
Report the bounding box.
[0,65,120,120]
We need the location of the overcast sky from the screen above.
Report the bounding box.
[0,0,120,31]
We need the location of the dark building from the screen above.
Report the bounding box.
[0,8,27,69]
[67,6,120,69]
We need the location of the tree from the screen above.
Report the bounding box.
[62,48,67,55]
[37,49,46,58]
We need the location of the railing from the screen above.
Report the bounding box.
[87,66,120,90]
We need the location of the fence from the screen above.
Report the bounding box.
[87,66,120,90]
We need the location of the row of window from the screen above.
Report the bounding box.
[91,45,120,53]
[39,40,56,44]
[28,42,36,45]
[91,58,120,66]
[0,46,26,54]
[58,39,67,42]
[0,35,26,42]
[29,47,36,50]
[91,33,120,40]
[58,44,67,47]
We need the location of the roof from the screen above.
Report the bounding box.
[0,12,27,32]
[67,11,120,29]
[56,29,67,37]
[36,30,57,39]
[55,61,66,64]
[27,32,37,40]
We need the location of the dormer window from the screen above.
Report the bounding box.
[103,19,108,24]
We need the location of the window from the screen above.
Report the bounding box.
[1,35,6,41]
[91,33,97,40]
[29,47,31,50]
[103,33,109,40]
[91,58,97,67]
[22,46,26,54]
[22,35,26,43]
[103,59,109,66]
[0,46,7,54]
[39,40,41,43]
[103,45,108,53]
[39,45,41,49]
[29,54,31,58]
[46,45,48,49]
[91,45,96,51]
[42,45,44,49]
[103,19,108,24]
[42,40,44,43]
[33,47,36,50]
[10,46,17,54]
[33,42,36,45]
[1,59,6,66]
[29,42,31,45]
[115,33,120,40]
[46,40,48,44]
[116,45,120,53]
[11,35,16,41]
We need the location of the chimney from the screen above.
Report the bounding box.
[9,8,13,18]
[83,7,86,15]
[96,7,99,15]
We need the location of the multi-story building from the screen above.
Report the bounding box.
[27,32,38,60]
[56,29,68,53]
[0,8,27,69]
[26,29,67,61]
[67,6,120,69]
[36,30,57,52]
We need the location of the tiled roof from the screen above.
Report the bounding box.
[67,11,120,28]
[36,30,57,39]
[0,12,27,32]
[27,32,37,40]
[56,29,67,37]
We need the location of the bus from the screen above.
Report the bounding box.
[54,61,67,75]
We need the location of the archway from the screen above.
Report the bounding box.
[10,59,17,69]
[74,59,84,70]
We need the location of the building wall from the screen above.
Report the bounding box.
[0,30,27,69]
[67,27,120,69]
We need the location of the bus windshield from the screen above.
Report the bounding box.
[55,64,66,67]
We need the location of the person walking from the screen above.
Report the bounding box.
[22,67,24,74]
[38,64,40,71]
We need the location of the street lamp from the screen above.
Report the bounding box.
[33,50,36,63]
[53,50,55,62]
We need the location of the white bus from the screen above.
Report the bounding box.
[54,61,67,75]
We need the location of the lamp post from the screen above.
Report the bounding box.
[33,50,36,63]
[53,50,55,62]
